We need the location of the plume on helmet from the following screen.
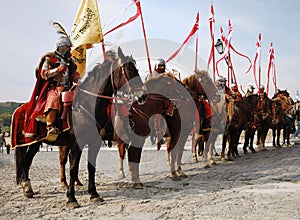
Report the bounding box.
[51,21,69,38]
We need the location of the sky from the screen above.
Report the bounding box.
[1,0,300,102]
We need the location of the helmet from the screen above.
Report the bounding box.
[106,50,117,59]
[259,85,265,90]
[56,36,72,48]
[155,58,165,67]
[231,83,237,88]
[217,75,227,83]
[247,83,255,89]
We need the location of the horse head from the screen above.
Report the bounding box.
[109,47,146,104]
[194,70,218,98]
[270,98,284,126]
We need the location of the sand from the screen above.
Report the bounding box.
[0,135,300,220]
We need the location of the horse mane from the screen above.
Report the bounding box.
[194,70,218,98]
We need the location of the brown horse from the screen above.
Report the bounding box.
[221,94,259,161]
[116,73,198,181]
[270,90,295,146]
[180,70,227,167]
[11,47,145,208]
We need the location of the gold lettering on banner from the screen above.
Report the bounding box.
[72,8,96,42]
[73,56,86,64]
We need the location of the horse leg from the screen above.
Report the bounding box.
[256,129,261,148]
[175,135,188,178]
[59,146,69,189]
[191,133,198,163]
[243,130,250,154]
[87,144,102,203]
[203,138,217,168]
[286,121,293,147]
[127,144,144,188]
[191,126,198,162]
[118,141,126,179]
[16,144,39,198]
[66,144,82,208]
[221,134,227,162]
[248,129,256,153]
[276,129,281,147]
[59,146,83,188]
[198,140,204,157]
[272,129,276,147]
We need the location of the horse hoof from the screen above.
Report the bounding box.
[210,160,217,166]
[22,181,34,198]
[227,156,233,161]
[66,201,80,209]
[203,164,210,169]
[221,157,227,163]
[75,181,83,187]
[118,172,125,180]
[132,182,144,189]
[90,196,104,203]
[177,170,188,178]
[192,155,198,163]
[24,190,34,198]
[61,183,68,189]
[171,172,181,181]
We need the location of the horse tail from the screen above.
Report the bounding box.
[15,147,23,184]
[11,103,28,184]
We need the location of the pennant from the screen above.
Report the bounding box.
[70,0,103,78]
[266,42,275,95]
[253,33,261,89]
[230,45,252,74]
[104,0,141,36]
[207,4,215,72]
[166,12,199,63]
[215,20,233,76]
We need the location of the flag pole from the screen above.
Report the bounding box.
[101,39,106,60]
[258,41,261,94]
[138,1,152,76]
[195,36,198,71]
[212,38,216,82]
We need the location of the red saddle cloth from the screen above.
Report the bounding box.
[195,99,213,121]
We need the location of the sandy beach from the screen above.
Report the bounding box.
[0,135,300,220]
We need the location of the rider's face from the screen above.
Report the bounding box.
[156,64,165,73]
[58,46,71,56]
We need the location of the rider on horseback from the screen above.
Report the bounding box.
[230,83,242,101]
[24,34,80,141]
[42,36,80,140]
[245,83,255,97]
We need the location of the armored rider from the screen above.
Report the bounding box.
[40,36,80,140]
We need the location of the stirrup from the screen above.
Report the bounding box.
[46,127,60,142]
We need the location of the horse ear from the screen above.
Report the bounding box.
[118,47,126,62]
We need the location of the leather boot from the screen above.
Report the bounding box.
[45,109,59,142]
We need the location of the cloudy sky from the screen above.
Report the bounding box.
[1,0,300,102]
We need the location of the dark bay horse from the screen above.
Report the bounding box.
[271,90,295,147]
[221,94,259,161]
[181,70,227,167]
[116,73,198,181]
[11,47,144,208]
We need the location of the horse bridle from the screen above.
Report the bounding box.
[110,60,133,96]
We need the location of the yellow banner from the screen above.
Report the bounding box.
[70,0,103,77]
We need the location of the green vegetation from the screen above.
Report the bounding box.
[0,102,23,132]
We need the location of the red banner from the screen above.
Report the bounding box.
[104,0,141,36]
[253,33,261,89]
[166,12,199,63]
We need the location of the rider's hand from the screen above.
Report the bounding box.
[57,65,67,73]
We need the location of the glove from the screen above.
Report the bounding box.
[57,65,67,73]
